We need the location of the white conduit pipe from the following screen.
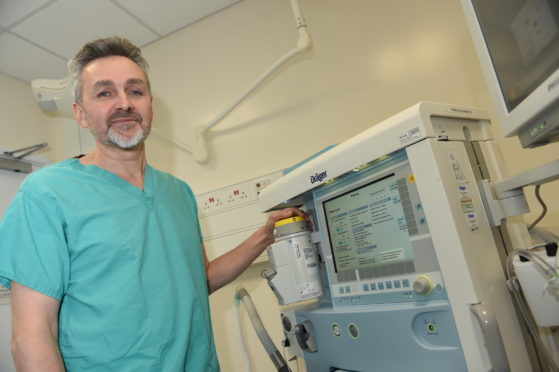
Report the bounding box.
[192,0,312,164]
[150,127,194,155]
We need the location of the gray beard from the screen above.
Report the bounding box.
[104,124,149,149]
[82,106,151,149]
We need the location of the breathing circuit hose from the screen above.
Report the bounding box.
[235,287,291,372]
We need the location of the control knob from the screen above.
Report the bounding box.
[413,275,433,295]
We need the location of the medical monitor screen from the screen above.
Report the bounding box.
[471,0,559,112]
[323,173,413,273]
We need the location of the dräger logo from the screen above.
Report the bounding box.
[548,77,559,92]
[310,171,327,184]
[450,107,472,114]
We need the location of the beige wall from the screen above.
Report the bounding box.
[0,72,56,161]
[2,0,558,371]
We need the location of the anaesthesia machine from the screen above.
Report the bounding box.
[258,102,559,372]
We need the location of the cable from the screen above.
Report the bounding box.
[530,227,559,247]
[506,247,559,372]
[528,185,548,231]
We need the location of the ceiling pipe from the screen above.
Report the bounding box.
[192,0,312,164]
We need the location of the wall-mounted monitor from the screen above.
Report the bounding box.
[461,0,559,148]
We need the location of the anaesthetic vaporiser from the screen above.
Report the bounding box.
[263,216,323,305]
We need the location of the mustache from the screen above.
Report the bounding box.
[107,111,142,126]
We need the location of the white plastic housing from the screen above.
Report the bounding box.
[266,231,322,305]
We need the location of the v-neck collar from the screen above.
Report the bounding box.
[70,158,154,209]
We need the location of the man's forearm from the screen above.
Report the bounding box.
[206,224,271,293]
[12,333,65,372]
[10,281,65,372]
[205,208,307,294]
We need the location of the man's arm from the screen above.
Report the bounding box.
[204,208,306,294]
[10,281,65,372]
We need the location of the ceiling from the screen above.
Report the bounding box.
[0,0,242,83]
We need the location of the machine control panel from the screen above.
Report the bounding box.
[313,152,448,307]
[331,271,446,306]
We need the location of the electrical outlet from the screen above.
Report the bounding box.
[223,184,251,206]
[199,192,224,214]
[196,170,284,217]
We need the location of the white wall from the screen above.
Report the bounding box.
[1,0,558,371]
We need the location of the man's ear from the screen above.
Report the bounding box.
[72,103,88,129]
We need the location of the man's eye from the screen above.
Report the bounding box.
[130,90,143,96]
[98,91,110,97]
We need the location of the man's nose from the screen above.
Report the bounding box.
[116,93,133,111]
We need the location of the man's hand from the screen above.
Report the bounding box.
[260,207,309,247]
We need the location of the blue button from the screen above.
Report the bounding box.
[363,284,369,291]
[394,280,401,288]
[385,281,393,289]
[378,282,385,290]
[345,286,351,293]
[370,283,377,290]
[402,279,410,288]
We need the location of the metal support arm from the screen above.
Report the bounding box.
[479,159,559,226]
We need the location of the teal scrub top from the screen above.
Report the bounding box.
[0,158,220,372]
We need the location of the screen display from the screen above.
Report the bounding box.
[472,0,559,112]
[323,174,413,273]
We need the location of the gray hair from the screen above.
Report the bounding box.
[68,36,150,104]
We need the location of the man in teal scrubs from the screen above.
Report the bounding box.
[0,36,303,371]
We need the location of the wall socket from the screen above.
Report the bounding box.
[196,170,283,217]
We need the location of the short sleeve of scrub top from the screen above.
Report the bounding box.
[0,179,70,297]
